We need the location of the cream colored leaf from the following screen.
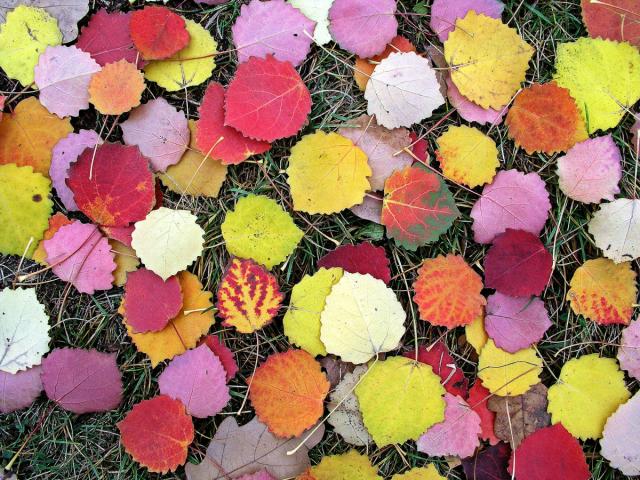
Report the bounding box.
[588,198,640,263]
[288,0,333,45]
[327,365,372,446]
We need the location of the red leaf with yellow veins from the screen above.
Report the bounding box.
[216,258,284,334]
[67,143,155,227]
[118,395,194,474]
[249,349,330,438]
[505,82,587,154]
[413,254,486,328]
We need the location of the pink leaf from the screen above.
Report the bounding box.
[199,335,239,381]
[350,195,382,223]
[50,130,101,211]
[41,348,123,414]
[0,366,42,413]
[417,393,481,458]
[121,98,190,173]
[232,0,316,67]
[43,220,116,294]
[601,393,640,476]
[430,0,504,42]
[446,77,506,126]
[470,169,551,244]
[100,225,134,248]
[34,46,101,118]
[158,344,230,419]
[328,0,398,58]
[485,293,551,353]
[618,319,640,381]
[557,135,622,204]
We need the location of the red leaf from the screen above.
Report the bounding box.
[403,342,469,398]
[196,82,270,165]
[409,131,428,163]
[100,225,134,247]
[317,242,391,284]
[67,143,155,227]
[118,395,194,473]
[467,380,500,445]
[509,424,590,480]
[199,334,239,381]
[462,443,512,480]
[123,268,183,333]
[581,0,640,47]
[130,6,190,60]
[224,55,311,142]
[484,229,552,297]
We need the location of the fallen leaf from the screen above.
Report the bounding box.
[467,380,499,445]
[288,0,333,45]
[350,195,383,224]
[0,366,42,413]
[403,342,469,398]
[327,365,372,446]
[465,314,489,355]
[392,465,445,480]
[317,242,390,284]
[582,0,640,47]
[618,319,640,381]
[478,340,542,397]
[88,59,145,115]
[319,355,356,388]
[198,335,238,381]
[110,239,139,286]
[130,6,189,60]
[461,442,511,480]
[600,392,640,476]
[353,36,415,91]
[446,76,506,126]
[430,0,504,41]
[0,0,89,42]
[589,198,640,263]
[310,450,381,480]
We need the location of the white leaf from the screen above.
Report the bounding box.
[588,198,640,263]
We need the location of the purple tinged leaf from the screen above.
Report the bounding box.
[158,344,230,419]
[485,293,551,353]
[350,195,383,223]
[41,348,123,414]
[0,366,43,413]
[430,0,505,42]
[600,393,640,476]
[50,130,102,211]
[446,77,506,126]
[232,0,316,67]
[462,442,512,480]
[618,319,640,381]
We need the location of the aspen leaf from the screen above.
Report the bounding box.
[392,465,445,480]
[88,59,145,115]
[310,450,381,480]
[618,319,640,381]
[446,76,506,126]
[465,314,488,355]
[76,9,141,67]
[199,335,238,381]
[581,0,640,47]
[0,366,42,413]
[327,365,372,446]
[589,198,640,263]
[600,392,640,476]
[32,213,71,265]
[404,342,469,398]
[353,36,416,91]
[317,242,391,284]
[467,380,499,445]
[130,6,189,60]
[430,0,504,41]
[288,0,333,45]
[110,239,139,287]
[462,442,511,480]
[478,340,542,397]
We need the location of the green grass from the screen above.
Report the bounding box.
[1,0,638,478]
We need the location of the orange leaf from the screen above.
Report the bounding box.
[32,212,72,265]
[89,59,145,115]
[118,395,194,473]
[353,36,415,91]
[505,82,587,154]
[216,258,284,334]
[0,97,72,176]
[249,349,330,438]
[413,254,486,328]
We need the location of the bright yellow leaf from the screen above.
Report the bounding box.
[144,20,217,92]
[110,240,139,287]
[283,267,343,356]
[548,354,630,440]
[287,131,371,214]
[478,339,542,396]
[554,37,640,133]
[355,356,446,446]
[444,11,534,109]
[436,126,499,187]
[465,313,488,354]
[0,5,62,86]
[310,450,381,480]
[392,465,445,480]
[121,271,214,366]
[221,194,303,269]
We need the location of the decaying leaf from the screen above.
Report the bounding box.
[327,365,372,446]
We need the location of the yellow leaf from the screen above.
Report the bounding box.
[554,37,640,133]
[144,20,217,92]
[221,194,304,269]
[109,240,139,287]
[320,272,406,364]
[159,120,227,197]
[355,356,446,446]
[0,163,52,258]
[548,354,630,440]
[283,267,343,356]
[121,271,214,366]
[444,11,534,109]
[0,5,62,86]
[465,313,488,354]
[310,450,381,480]
[392,465,445,480]
[0,97,73,176]
[478,339,542,396]
[287,131,371,214]
[436,126,499,188]
[567,258,636,325]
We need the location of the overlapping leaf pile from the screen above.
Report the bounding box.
[1,0,640,479]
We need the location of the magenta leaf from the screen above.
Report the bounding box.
[447,77,506,126]
[618,319,640,381]
[199,335,239,381]
[430,0,504,42]
[0,366,42,413]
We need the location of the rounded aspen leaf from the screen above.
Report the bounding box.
[118,395,194,473]
[547,354,630,440]
[288,0,333,45]
[581,0,640,47]
[445,11,534,109]
[67,143,155,227]
[467,380,499,445]
[310,450,380,480]
[436,125,499,187]
[0,97,73,176]
[478,340,542,397]
[249,349,330,438]
[284,268,342,356]
[618,319,640,380]
[430,0,504,42]
[600,392,640,476]
[225,55,311,142]
[320,272,406,364]
[110,239,139,287]
[446,76,506,126]
[355,356,446,446]
[465,313,488,354]
[327,365,372,446]
[88,59,145,115]
[32,213,72,265]
[317,242,391,284]
[199,335,239,381]
[221,194,303,269]
[404,342,469,398]
[287,131,371,214]
[0,366,42,413]
[392,465,444,480]
[130,6,189,60]
[0,5,62,86]
[567,258,636,325]
[353,36,415,91]
[413,254,486,328]
[216,258,284,334]
[589,198,640,263]
[0,163,52,258]
[144,19,217,92]
[122,271,214,366]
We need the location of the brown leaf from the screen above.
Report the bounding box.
[319,355,357,388]
[487,383,550,448]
